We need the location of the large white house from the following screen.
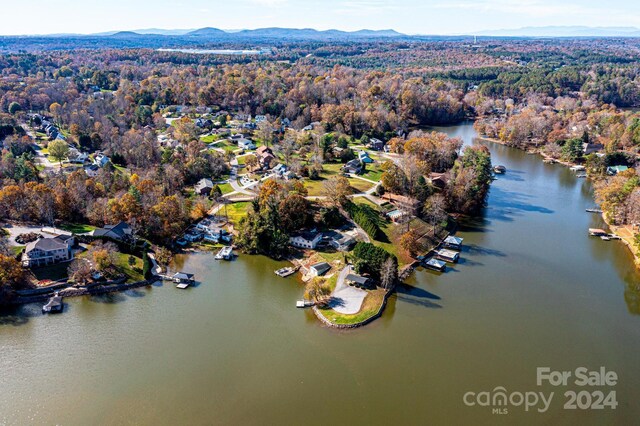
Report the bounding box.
[238,138,256,150]
[289,231,322,249]
[22,235,75,268]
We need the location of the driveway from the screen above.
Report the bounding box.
[328,265,367,315]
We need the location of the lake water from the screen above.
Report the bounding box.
[2,123,640,425]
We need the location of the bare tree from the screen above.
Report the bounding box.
[380,257,398,291]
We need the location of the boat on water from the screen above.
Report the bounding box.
[42,292,63,314]
[275,266,298,277]
[493,165,506,174]
[601,235,612,241]
[589,228,608,237]
[424,258,446,272]
[215,246,234,260]
[586,208,603,214]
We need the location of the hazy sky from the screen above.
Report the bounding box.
[3,0,640,35]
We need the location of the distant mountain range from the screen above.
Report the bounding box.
[92,27,404,39]
[475,26,640,37]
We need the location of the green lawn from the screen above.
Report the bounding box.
[30,262,70,283]
[218,182,234,195]
[200,134,219,143]
[304,178,328,196]
[113,252,144,283]
[224,201,251,225]
[348,178,374,194]
[362,166,384,182]
[59,223,96,234]
[11,245,24,256]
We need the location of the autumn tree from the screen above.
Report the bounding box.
[48,140,69,166]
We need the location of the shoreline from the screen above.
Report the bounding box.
[477,132,640,270]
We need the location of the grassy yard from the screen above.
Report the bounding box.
[348,178,374,194]
[224,201,251,225]
[318,288,386,325]
[200,134,219,143]
[29,262,71,283]
[304,178,327,196]
[59,223,96,234]
[113,252,144,283]
[362,165,384,182]
[11,245,24,256]
[218,182,234,195]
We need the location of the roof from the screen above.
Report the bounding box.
[173,272,194,280]
[93,222,132,239]
[256,145,272,155]
[310,262,331,275]
[292,231,320,242]
[25,237,68,253]
[345,274,371,285]
[444,236,463,245]
[195,178,214,192]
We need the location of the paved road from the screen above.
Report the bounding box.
[328,265,367,315]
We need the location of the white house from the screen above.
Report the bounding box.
[309,262,331,277]
[289,231,322,249]
[84,164,100,177]
[254,115,267,123]
[94,153,110,167]
[238,138,256,150]
[22,236,74,268]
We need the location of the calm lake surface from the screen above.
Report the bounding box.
[2,123,640,425]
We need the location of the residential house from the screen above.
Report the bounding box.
[583,143,604,155]
[238,138,256,150]
[92,221,133,242]
[330,234,356,251]
[195,118,213,128]
[310,262,331,277]
[382,193,421,216]
[254,115,267,123]
[343,159,363,175]
[68,148,88,164]
[345,274,373,288]
[368,138,385,151]
[256,146,275,169]
[94,153,110,168]
[358,151,374,163]
[195,178,215,196]
[289,231,322,249]
[22,236,74,267]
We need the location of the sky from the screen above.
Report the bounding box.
[2,0,640,35]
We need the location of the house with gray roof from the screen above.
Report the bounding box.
[22,236,74,267]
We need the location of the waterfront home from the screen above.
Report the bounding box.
[94,153,110,168]
[343,159,363,175]
[382,193,421,216]
[329,234,356,251]
[92,221,133,242]
[195,178,215,196]
[238,138,256,150]
[583,142,604,155]
[22,236,74,267]
[289,231,322,249]
[310,262,331,277]
[345,274,373,288]
[443,236,464,250]
[607,165,628,175]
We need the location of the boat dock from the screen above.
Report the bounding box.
[424,258,446,272]
[275,266,299,277]
[434,249,460,263]
[586,208,603,214]
[215,246,234,260]
[443,235,464,250]
[589,228,608,236]
[296,300,314,308]
[42,292,63,313]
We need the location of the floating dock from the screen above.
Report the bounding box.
[296,300,314,308]
[42,292,63,314]
[589,228,608,236]
[215,246,234,260]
